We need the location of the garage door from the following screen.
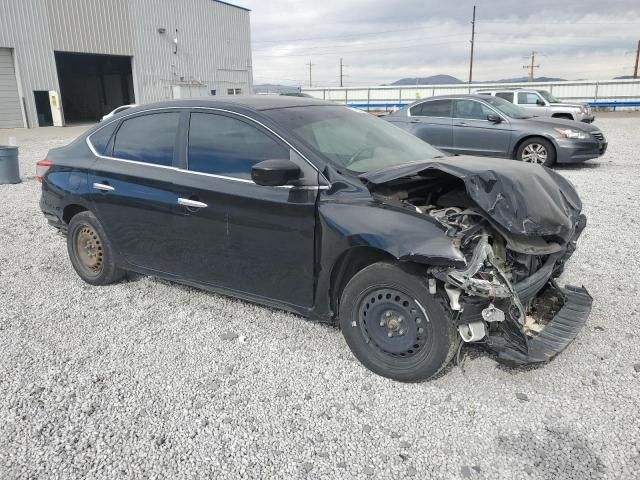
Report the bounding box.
[0,48,23,128]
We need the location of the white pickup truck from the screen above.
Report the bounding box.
[475,88,595,123]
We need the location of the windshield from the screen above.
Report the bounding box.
[482,96,533,119]
[538,90,561,103]
[266,106,444,174]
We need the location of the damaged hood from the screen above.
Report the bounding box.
[361,156,583,239]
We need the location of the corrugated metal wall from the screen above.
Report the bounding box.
[129,0,252,103]
[304,80,640,110]
[0,0,60,127]
[0,0,252,128]
[45,0,133,56]
[0,48,23,128]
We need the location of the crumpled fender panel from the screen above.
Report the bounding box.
[318,202,466,267]
[361,156,583,241]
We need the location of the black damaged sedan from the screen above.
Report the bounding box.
[39,96,592,382]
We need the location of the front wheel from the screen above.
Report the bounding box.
[517,137,556,167]
[339,262,459,382]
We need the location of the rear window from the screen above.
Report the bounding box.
[410,99,452,117]
[112,112,180,166]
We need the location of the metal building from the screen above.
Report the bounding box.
[0,0,252,128]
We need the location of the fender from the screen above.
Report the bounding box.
[318,201,466,268]
[307,200,466,321]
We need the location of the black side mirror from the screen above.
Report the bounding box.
[487,113,502,123]
[536,99,546,106]
[251,159,301,187]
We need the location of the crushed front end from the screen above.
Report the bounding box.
[425,206,592,365]
[363,157,593,366]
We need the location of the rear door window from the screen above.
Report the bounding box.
[187,112,289,180]
[112,112,180,166]
[410,100,452,117]
[495,92,514,103]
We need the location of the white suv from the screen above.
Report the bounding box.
[475,89,595,123]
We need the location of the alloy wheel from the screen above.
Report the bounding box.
[521,143,548,164]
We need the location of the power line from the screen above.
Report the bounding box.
[251,21,640,46]
[253,34,464,52]
[252,25,441,45]
[480,20,640,25]
[253,40,467,57]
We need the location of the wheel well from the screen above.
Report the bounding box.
[512,135,556,159]
[552,112,574,120]
[62,204,88,224]
[329,247,395,317]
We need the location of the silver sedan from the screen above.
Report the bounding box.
[385,94,606,167]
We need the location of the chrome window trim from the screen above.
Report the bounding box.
[86,106,330,191]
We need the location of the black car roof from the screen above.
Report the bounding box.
[125,95,332,114]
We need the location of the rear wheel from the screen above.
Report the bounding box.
[517,137,556,167]
[339,262,459,382]
[67,211,125,286]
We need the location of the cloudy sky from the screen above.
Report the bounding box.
[237,0,640,87]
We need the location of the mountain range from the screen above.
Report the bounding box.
[256,74,635,93]
[390,75,566,85]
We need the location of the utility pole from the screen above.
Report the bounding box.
[468,5,476,84]
[307,61,314,88]
[339,58,344,87]
[634,40,639,78]
[523,50,540,82]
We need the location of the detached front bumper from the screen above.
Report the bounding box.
[489,283,593,366]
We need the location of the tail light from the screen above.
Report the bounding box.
[36,159,53,182]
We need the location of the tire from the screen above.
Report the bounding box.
[516,137,556,167]
[67,211,125,286]
[339,261,459,382]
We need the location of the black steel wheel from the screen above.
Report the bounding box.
[340,261,459,382]
[358,287,431,358]
[67,211,125,286]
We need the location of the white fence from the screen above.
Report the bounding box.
[302,79,640,111]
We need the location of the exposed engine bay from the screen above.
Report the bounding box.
[368,168,592,365]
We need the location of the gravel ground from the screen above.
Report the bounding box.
[1,116,639,479]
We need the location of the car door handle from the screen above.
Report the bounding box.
[92,182,114,192]
[178,197,208,209]
[455,122,468,126]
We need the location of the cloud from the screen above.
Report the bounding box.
[238,0,640,85]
